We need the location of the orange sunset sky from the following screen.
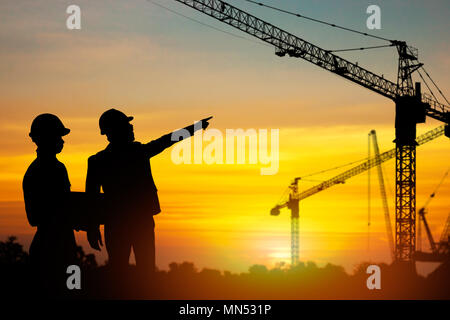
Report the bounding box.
[0,0,449,275]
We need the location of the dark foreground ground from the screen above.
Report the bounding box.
[1,237,449,299]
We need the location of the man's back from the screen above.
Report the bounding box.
[86,141,162,218]
[23,156,71,227]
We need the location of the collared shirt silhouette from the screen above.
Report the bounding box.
[86,109,211,275]
[22,114,77,293]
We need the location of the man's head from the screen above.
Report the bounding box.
[29,113,70,155]
[99,108,135,144]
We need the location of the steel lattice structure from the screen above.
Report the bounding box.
[174,0,450,262]
[271,126,445,262]
[291,216,299,265]
[395,145,416,261]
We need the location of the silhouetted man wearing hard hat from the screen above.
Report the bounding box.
[23,113,78,294]
[86,109,211,277]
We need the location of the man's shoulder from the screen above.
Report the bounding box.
[23,158,68,185]
[25,158,39,170]
[132,141,144,148]
[125,141,145,152]
[55,158,67,169]
[88,142,145,161]
[88,148,109,163]
[23,158,39,182]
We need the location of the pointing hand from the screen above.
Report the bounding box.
[201,116,213,130]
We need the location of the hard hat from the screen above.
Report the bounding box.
[29,113,70,138]
[99,108,134,135]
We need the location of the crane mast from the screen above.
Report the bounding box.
[174,0,450,262]
[288,181,300,265]
[370,130,395,262]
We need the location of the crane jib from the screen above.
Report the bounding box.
[274,125,444,207]
[174,0,449,124]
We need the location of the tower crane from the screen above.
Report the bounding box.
[438,213,450,255]
[173,0,450,262]
[414,170,450,262]
[414,213,449,262]
[271,126,445,265]
[369,130,395,262]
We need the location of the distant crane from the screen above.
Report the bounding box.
[369,130,395,261]
[439,213,450,255]
[174,0,450,262]
[414,170,450,262]
[417,170,448,251]
[271,126,445,265]
[414,213,449,262]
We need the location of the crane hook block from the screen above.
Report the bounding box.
[271,208,281,216]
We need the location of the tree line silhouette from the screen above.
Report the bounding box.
[0,236,448,299]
